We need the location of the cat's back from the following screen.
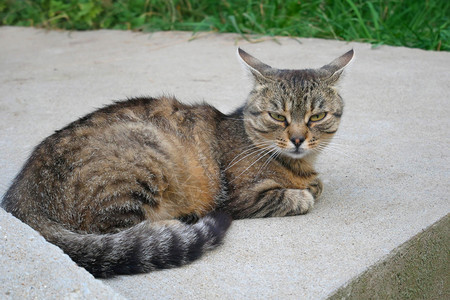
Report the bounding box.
[2,96,225,232]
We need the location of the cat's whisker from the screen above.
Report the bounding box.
[225,142,274,170]
[226,145,275,171]
[255,147,281,178]
[234,141,273,152]
[225,147,265,171]
[255,146,276,168]
[230,145,276,182]
[314,144,352,158]
[226,143,270,164]
[231,140,273,153]
[320,138,348,147]
[311,146,331,155]
[229,145,260,158]
[321,140,357,151]
[320,140,358,156]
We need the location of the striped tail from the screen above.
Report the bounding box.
[46,211,232,277]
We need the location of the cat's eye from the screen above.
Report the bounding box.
[309,112,327,122]
[269,112,286,122]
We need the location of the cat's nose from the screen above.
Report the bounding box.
[290,137,305,148]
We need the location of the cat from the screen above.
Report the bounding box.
[1,48,353,277]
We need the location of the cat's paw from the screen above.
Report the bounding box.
[285,189,314,215]
[307,178,323,199]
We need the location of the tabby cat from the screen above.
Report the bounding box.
[1,48,353,277]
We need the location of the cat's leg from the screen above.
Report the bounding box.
[81,173,168,233]
[282,178,323,216]
[253,188,314,217]
[231,178,323,218]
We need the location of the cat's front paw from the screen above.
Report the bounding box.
[285,189,314,215]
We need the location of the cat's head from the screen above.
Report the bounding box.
[238,48,354,160]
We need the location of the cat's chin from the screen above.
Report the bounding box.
[282,149,310,160]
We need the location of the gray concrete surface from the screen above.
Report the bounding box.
[329,215,449,299]
[0,26,449,299]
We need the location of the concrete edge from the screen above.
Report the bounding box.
[327,214,450,299]
[0,208,126,300]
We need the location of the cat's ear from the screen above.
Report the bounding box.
[237,48,274,83]
[320,49,354,84]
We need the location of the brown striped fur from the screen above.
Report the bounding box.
[1,48,353,277]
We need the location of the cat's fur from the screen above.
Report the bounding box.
[1,48,353,277]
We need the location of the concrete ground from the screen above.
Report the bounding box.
[0,26,448,299]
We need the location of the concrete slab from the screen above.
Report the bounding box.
[0,26,449,299]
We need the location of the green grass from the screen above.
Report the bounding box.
[0,0,448,51]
